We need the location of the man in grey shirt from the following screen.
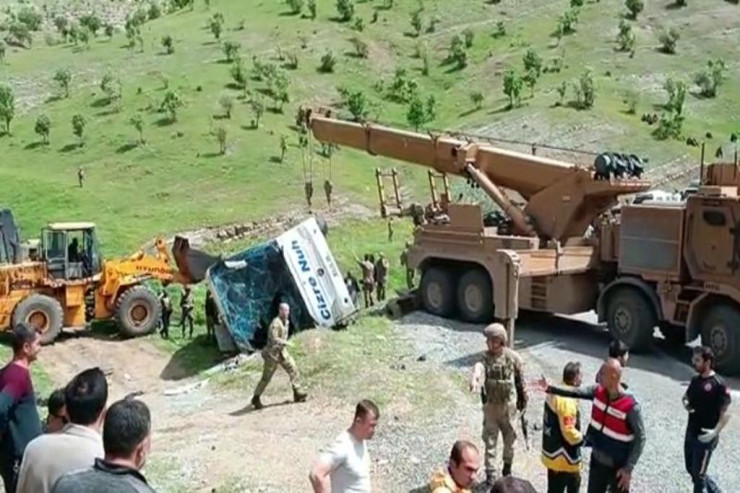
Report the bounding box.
[540,359,646,493]
[52,398,155,493]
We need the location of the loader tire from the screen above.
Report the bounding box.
[456,268,494,323]
[419,266,456,318]
[701,304,740,376]
[605,287,656,351]
[116,286,161,338]
[13,294,64,345]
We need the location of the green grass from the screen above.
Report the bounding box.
[0,0,737,258]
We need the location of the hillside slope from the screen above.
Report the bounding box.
[0,0,737,253]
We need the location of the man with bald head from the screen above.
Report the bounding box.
[250,302,307,410]
[540,359,646,493]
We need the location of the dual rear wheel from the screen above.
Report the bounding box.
[419,265,493,324]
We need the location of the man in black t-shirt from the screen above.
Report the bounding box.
[682,346,732,493]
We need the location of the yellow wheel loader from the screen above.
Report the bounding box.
[0,211,218,344]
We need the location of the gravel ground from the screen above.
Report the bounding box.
[391,311,740,493]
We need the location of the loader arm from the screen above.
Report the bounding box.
[305,108,651,241]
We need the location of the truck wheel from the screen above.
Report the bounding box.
[701,304,740,375]
[419,266,456,318]
[456,268,494,323]
[13,294,64,345]
[606,287,656,351]
[116,286,161,338]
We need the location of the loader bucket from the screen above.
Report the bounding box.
[172,236,220,283]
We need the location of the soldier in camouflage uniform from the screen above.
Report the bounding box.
[251,302,308,410]
[470,323,528,486]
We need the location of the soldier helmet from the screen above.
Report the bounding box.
[483,323,507,344]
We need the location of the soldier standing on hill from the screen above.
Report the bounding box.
[251,302,307,410]
[305,182,314,209]
[323,180,333,208]
[374,253,389,302]
[470,323,528,486]
[179,286,194,339]
[159,290,173,339]
[355,254,376,308]
[387,217,394,243]
[399,241,415,289]
[77,167,85,188]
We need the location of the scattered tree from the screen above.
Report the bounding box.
[663,78,686,114]
[523,69,538,98]
[449,34,467,69]
[350,37,369,58]
[319,51,337,73]
[161,90,184,122]
[421,50,430,76]
[410,11,422,36]
[616,19,635,52]
[8,23,32,48]
[654,111,684,140]
[129,114,145,144]
[214,126,227,154]
[623,90,639,114]
[230,58,248,92]
[675,0,687,6]
[34,114,51,144]
[250,97,265,128]
[503,70,523,109]
[162,35,174,54]
[54,69,72,98]
[0,42,5,63]
[556,9,579,36]
[336,0,355,22]
[572,70,596,109]
[426,17,439,33]
[78,28,91,49]
[0,85,14,134]
[17,7,43,31]
[625,0,644,19]
[522,49,543,78]
[54,16,69,36]
[555,81,568,106]
[104,24,115,38]
[286,0,304,15]
[222,41,240,62]
[347,91,368,121]
[72,114,86,145]
[571,0,584,6]
[100,73,122,103]
[406,95,433,131]
[470,91,484,110]
[659,28,679,54]
[79,14,102,36]
[219,95,234,118]
[148,2,163,20]
[209,14,224,40]
[353,17,365,32]
[308,0,317,19]
[694,59,726,98]
[492,21,506,38]
[463,28,474,48]
[267,69,290,111]
[286,52,299,69]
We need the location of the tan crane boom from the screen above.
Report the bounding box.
[304,108,650,241]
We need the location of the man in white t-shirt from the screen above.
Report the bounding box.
[309,400,379,493]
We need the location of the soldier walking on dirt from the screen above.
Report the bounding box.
[305,182,314,209]
[399,241,414,289]
[77,167,85,188]
[251,302,307,410]
[355,254,375,308]
[179,286,194,339]
[387,217,394,243]
[470,323,528,486]
[159,291,173,339]
[324,179,333,208]
[374,253,389,302]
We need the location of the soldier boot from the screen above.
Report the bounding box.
[293,388,308,403]
[502,462,512,477]
[251,395,263,410]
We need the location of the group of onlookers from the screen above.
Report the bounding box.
[0,323,155,493]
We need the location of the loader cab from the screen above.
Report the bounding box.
[42,223,103,280]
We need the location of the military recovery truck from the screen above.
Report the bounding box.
[303,108,740,375]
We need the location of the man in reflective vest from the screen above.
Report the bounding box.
[540,359,646,493]
[542,362,584,493]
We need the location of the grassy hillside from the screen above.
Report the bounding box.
[0,0,737,254]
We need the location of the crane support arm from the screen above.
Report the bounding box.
[304,108,651,241]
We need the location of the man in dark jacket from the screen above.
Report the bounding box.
[0,324,43,493]
[51,398,155,493]
[540,359,646,493]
